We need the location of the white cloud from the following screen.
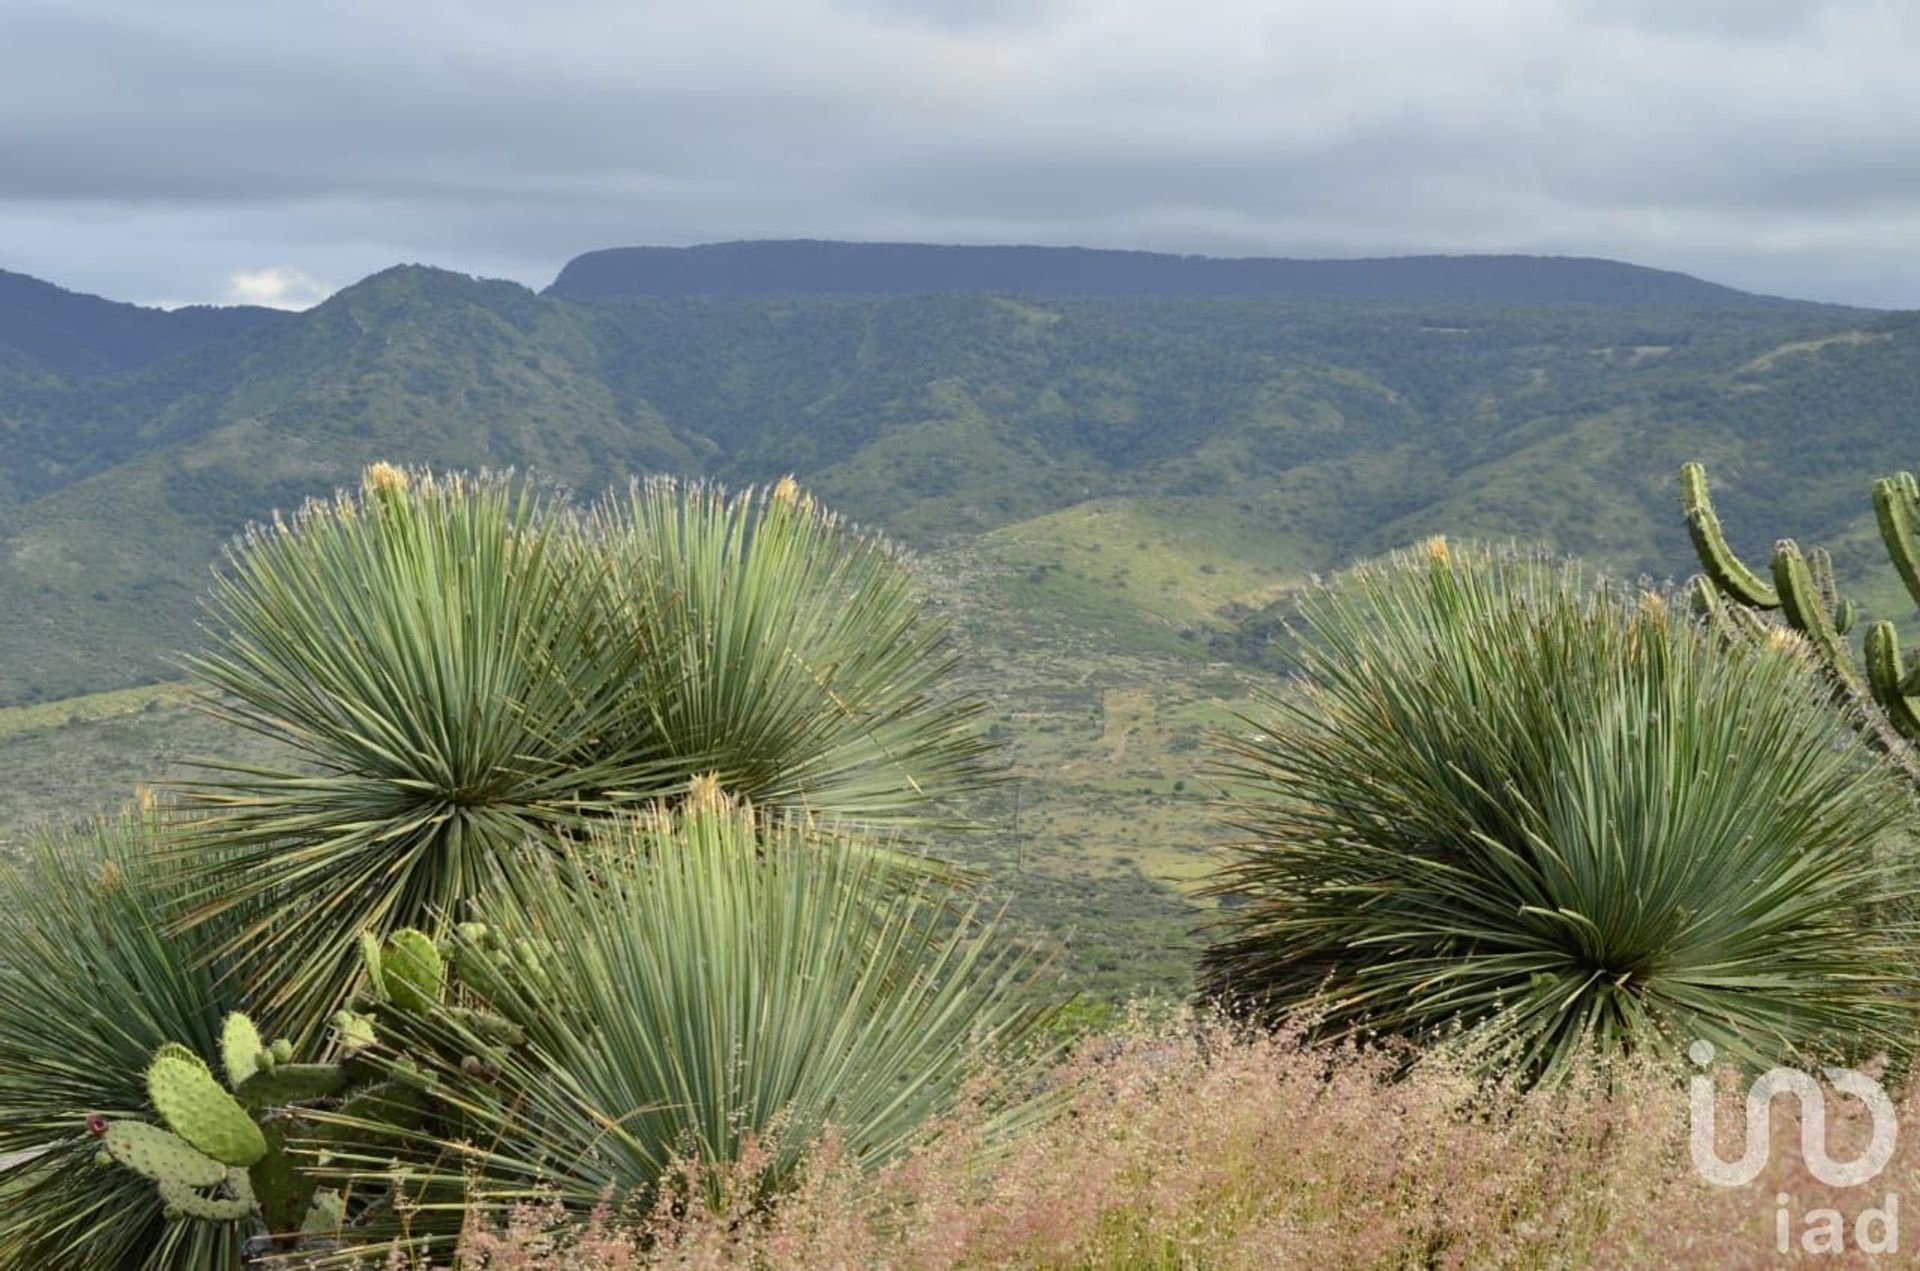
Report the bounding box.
[224,267,330,310]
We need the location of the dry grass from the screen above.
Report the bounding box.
[443,1015,1920,1270]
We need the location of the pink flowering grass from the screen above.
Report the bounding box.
[449,1016,1920,1270]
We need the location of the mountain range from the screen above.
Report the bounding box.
[0,239,1913,711]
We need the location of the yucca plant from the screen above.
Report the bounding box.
[173,465,660,1038]
[1200,540,1920,1082]
[173,466,994,1040]
[0,814,251,1270]
[308,790,1054,1264]
[592,475,994,824]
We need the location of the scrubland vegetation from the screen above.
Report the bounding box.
[7,457,1920,1268]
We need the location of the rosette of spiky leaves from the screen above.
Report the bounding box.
[1199,541,1920,1083]
[308,800,1055,1261]
[173,465,668,1039]
[591,475,996,827]
[0,814,251,1270]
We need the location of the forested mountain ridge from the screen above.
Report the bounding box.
[0,268,290,378]
[0,249,1911,711]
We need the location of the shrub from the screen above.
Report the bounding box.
[1198,540,1920,1081]
[593,475,992,826]
[317,790,1053,1264]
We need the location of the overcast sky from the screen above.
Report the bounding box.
[4,0,1918,309]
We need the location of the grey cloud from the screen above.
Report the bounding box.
[2,0,1918,307]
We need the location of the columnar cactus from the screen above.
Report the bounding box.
[1681,461,1920,773]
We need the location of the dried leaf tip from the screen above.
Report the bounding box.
[1766,626,1809,658]
[686,772,731,815]
[1422,535,1450,564]
[363,462,410,496]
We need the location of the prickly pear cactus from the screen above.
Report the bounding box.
[147,1050,268,1167]
[94,1014,354,1249]
[380,928,446,1013]
[222,1011,265,1088]
[92,936,529,1256]
[100,1121,229,1188]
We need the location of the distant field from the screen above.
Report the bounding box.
[977,494,1321,656]
[0,686,271,840]
[0,679,194,743]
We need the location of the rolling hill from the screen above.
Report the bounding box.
[0,247,1908,708]
[0,268,289,378]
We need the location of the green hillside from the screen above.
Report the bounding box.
[4,263,1920,999]
[1,266,1905,705]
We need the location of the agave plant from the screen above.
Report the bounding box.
[308,790,1053,1263]
[173,466,994,1040]
[1199,540,1920,1081]
[0,815,252,1270]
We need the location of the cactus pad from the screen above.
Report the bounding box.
[332,1008,377,1053]
[157,1169,255,1223]
[148,1052,268,1167]
[382,928,446,1013]
[302,1189,347,1235]
[100,1121,227,1188]
[236,1062,349,1110]
[153,1042,208,1073]
[359,930,385,997]
[221,1012,265,1088]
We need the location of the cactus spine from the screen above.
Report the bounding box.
[1680,461,1920,770]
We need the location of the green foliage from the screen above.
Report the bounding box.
[0,276,1893,708]
[96,1012,357,1249]
[1199,542,1920,1081]
[91,932,528,1256]
[145,1051,267,1168]
[0,815,251,1270]
[172,464,992,1039]
[172,465,655,1038]
[313,797,1055,1261]
[595,475,994,823]
[374,928,447,1015]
